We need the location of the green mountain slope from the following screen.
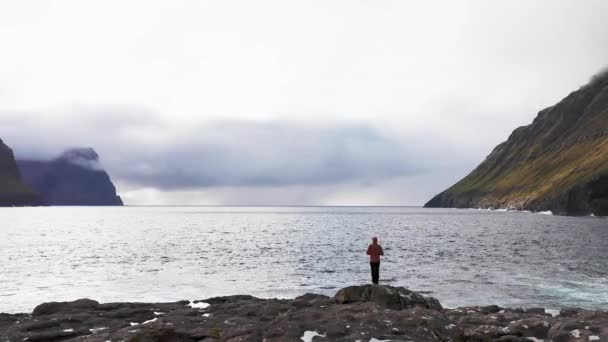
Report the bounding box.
[425,71,608,216]
[0,138,42,206]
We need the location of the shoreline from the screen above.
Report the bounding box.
[2,285,607,342]
[471,207,606,218]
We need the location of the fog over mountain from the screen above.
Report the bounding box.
[1,1,607,205]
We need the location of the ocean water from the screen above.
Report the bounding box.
[1,206,607,314]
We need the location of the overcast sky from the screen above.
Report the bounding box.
[1,0,607,205]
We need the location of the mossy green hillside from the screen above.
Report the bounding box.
[426,70,608,215]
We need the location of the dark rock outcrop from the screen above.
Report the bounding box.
[0,138,41,206]
[334,284,443,310]
[32,299,100,317]
[425,70,608,216]
[1,285,607,341]
[17,148,123,206]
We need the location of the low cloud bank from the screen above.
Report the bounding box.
[115,121,422,189]
[1,112,440,181]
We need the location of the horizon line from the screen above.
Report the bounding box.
[123,204,426,207]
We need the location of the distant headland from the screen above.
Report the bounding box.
[0,143,122,207]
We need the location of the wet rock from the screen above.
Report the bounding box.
[447,306,554,341]
[506,316,550,338]
[26,330,80,342]
[559,307,582,317]
[1,285,607,342]
[549,309,608,342]
[525,307,547,315]
[32,298,99,316]
[110,325,199,342]
[292,293,332,308]
[334,284,443,310]
[496,336,540,342]
[203,295,257,305]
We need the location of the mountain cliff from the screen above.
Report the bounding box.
[0,138,42,206]
[425,71,608,216]
[17,148,123,206]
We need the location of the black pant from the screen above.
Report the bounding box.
[370,262,380,284]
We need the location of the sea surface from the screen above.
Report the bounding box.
[1,206,607,314]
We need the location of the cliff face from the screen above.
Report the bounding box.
[17,148,123,206]
[0,139,42,206]
[425,71,608,216]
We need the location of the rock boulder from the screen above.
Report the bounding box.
[334,284,443,310]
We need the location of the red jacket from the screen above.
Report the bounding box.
[367,243,384,263]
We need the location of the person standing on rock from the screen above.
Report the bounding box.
[366,237,384,285]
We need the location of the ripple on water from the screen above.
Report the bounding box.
[0,206,607,313]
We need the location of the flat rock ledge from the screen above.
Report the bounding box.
[1,285,607,342]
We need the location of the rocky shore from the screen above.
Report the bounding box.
[1,285,607,342]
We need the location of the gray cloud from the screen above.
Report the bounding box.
[0,105,485,205]
[115,121,420,188]
[1,111,460,195]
